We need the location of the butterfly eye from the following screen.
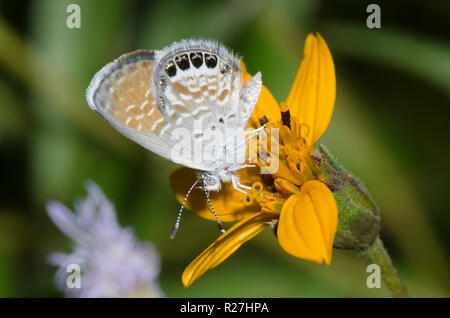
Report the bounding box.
[205,54,218,68]
[165,61,177,77]
[175,54,190,70]
[190,52,203,68]
[206,177,217,186]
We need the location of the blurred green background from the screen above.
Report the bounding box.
[0,0,449,297]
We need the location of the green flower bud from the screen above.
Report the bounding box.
[317,144,380,250]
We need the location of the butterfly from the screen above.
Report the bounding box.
[86,39,263,236]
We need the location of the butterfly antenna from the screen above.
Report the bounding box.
[170,179,199,239]
[201,181,226,235]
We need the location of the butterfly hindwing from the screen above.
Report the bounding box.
[153,40,249,130]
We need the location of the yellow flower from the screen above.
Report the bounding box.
[171,33,338,287]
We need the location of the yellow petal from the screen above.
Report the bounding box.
[241,61,281,128]
[170,167,261,222]
[286,33,336,146]
[249,81,281,128]
[182,212,277,287]
[277,180,337,265]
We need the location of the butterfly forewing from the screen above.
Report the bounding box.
[87,50,204,169]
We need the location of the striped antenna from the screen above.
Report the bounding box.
[170,179,199,239]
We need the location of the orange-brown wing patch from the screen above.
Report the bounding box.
[100,54,168,136]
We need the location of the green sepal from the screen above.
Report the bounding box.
[318,144,381,250]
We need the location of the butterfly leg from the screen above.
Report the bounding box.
[244,123,268,135]
[231,121,273,153]
[243,121,273,137]
[229,164,256,171]
[231,174,252,193]
[225,123,268,154]
[229,130,264,155]
[231,175,247,193]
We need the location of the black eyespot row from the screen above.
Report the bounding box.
[205,54,217,68]
[175,54,190,70]
[165,61,177,77]
[190,52,203,68]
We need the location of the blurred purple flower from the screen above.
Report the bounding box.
[47,181,164,298]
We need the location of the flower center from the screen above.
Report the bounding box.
[246,115,323,213]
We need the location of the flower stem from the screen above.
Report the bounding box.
[362,236,409,298]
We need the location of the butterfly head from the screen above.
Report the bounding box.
[199,171,221,192]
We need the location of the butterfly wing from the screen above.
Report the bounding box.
[86,49,211,170]
[151,39,256,165]
[238,72,262,127]
[152,39,243,125]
